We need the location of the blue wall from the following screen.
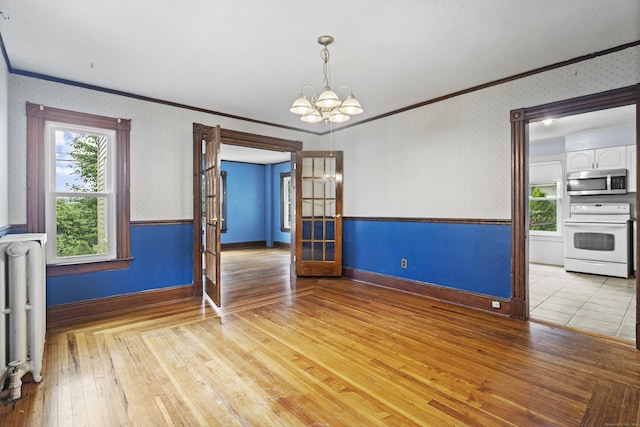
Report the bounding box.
[343,220,512,298]
[221,160,291,245]
[222,161,266,244]
[47,223,193,307]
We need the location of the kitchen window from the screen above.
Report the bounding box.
[529,161,563,236]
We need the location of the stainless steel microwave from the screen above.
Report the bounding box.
[566,168,627,196]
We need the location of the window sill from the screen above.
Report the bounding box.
[46,257,133,277]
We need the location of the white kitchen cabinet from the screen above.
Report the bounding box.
[627,144,637,193]
[566,145,627,172]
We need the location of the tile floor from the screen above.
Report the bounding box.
[529,263,636,341]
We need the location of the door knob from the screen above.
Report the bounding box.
[334,214,342,219]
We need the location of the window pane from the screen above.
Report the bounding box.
[529,183,557,198]
[313,221,323,240]
[302,158,313,178]
[302,221,312,239]
[281,174,291,230]
[326,157,335,178]
[56,196,109,257]
[302,241,312,260]
[55,131,108,192]
[529,199,557,231]
[302,200,313,217]
[326,221,335,240]
[313,179,324,198]
[326,242,335,261]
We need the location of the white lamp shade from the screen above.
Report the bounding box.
[290,95,314,115]
[328,110,350,123]
[315,89,341,109]
[300,110,323,123]
[338,95,363,115]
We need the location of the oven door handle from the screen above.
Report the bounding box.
[564,222,628,228]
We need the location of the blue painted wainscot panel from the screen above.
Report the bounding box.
[343,220,512,299]
[46,223,193,307]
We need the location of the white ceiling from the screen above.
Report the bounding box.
[530,105,637,142]
[0,0,638,163]
[220,144,291,165]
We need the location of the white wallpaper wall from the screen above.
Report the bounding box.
[8,77,318,222]
[312,46,640,219]
[7,46,640,223]
[0,54,8,229]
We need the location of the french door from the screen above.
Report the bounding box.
[296,151,343,276]
[203,125,221,306]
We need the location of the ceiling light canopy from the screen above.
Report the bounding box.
[290,35,363,124]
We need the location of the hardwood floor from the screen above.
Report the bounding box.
[2,248,640,426]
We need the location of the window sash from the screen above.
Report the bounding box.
[529,182,561,235]
[44,123,118,264]
[281,173,292,231]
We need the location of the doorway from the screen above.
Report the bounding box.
[528,106,636,340]
[511,84,640,348]
[192,124,302,304]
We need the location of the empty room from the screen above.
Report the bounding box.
[1,1,639,425]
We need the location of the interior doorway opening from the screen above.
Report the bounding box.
[511,84,640,349]
[528,106,636,341]
[192,124,302,307]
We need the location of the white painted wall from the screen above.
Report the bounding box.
[0,52,8,231]
[311,46,640,219]
[7,78,319,223]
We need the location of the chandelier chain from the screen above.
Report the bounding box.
[321,45,331,90]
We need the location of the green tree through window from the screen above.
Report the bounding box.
[55,134,107,257]
[529,186,557,232]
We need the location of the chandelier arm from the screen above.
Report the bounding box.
[299,84,319,102]
[338,85,354,97]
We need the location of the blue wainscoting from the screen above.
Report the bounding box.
[343,219,512,298]
[46,223,193,307]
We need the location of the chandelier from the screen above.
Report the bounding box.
[290,35,363,123]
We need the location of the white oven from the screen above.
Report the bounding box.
[564,203,631,278]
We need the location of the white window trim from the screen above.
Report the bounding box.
[44,121,118,265]
[281,173,292,231]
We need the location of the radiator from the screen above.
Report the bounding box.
[0,233,46,400]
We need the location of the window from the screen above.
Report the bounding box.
[280,172,292,231]
[529,161,563,235]
[529,183,559,232]
[220,171,227,233]
[26,103,131,276]
[45,123,116,263]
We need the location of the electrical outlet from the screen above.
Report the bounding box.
[491,300,501,309]
[401,259,407,268]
